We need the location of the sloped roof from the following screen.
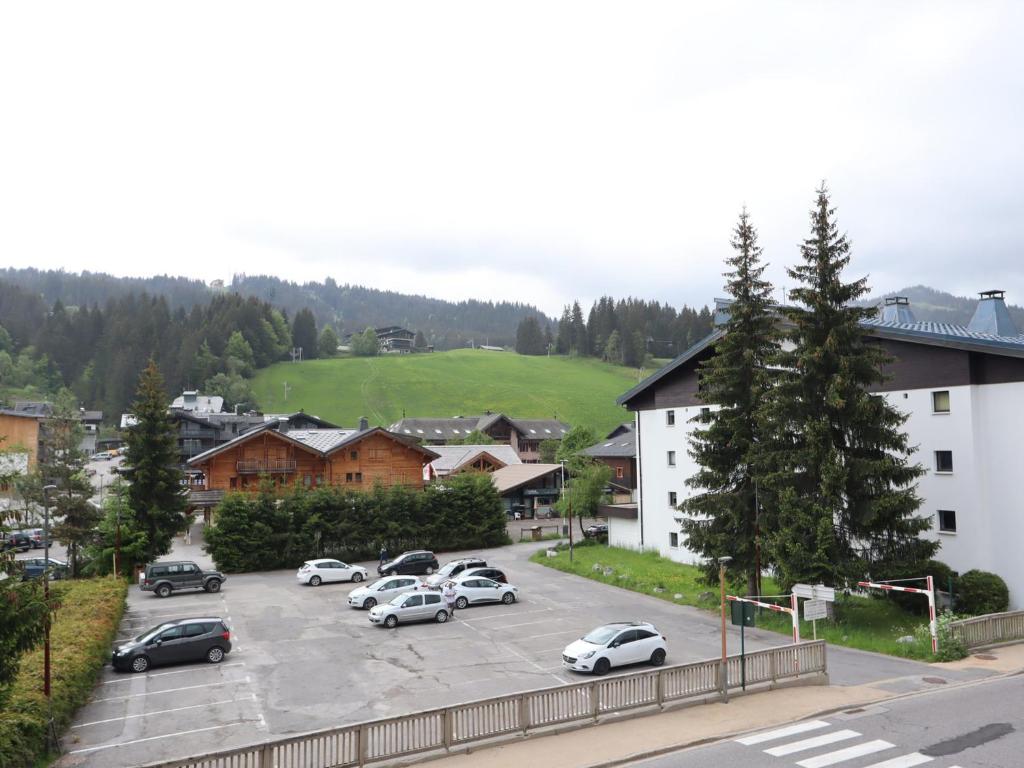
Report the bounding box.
[429,444,522,474]
[509,419,571,438]
[170,393,225,413]
[581,429,635,458]
[286,429,359,453]
[490,463,562,495]
[389,414,571,440]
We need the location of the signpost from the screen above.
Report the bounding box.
[792,584,836,642]
[803,599,827,640]
[730,601,755,689]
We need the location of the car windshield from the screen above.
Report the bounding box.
[389,593,412,606]
[437,563,460,576]
[134,623,175,643]
[582,626,621,645]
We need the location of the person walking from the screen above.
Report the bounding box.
[379,546,389,567]
[442,581,458,619]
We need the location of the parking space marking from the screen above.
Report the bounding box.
[101,662,246,684]
[516,630,580,640]
[493,619,559,630]
[460,608,553,622]
[67,722,251,754]
[92,680,237,703]
[71,696,254,728]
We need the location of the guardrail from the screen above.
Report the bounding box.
[949,610,1024,649]
[144,641,826,768]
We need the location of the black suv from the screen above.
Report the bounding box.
[140,561,225,598]
[1,531,32,552]
[112,617,232,673]
[378,550,439,576]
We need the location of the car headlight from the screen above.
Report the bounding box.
[116,647,129,655]
[580,650,596,659]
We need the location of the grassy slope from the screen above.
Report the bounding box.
[252,349,641,433]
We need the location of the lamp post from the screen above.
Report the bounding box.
[41,484,57,702]
[719,555,733,700]
[559,461,573,562]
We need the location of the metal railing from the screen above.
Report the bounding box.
[949,610,1024,649]
[144,642,826,768]
[236,459,298,474]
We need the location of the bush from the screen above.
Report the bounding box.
[956,570,1009,616]
[0,578,127,767]
[873,559,955,615]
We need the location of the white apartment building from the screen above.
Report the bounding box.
[609,291,1024,608]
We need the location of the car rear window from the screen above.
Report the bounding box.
[425,594,441,604]
[150,566,167,576]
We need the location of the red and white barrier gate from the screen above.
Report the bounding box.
[727,593,801,645]
[858,576,937,654]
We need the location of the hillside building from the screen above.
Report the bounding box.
[389,413,570,463]
[581,422,636,503]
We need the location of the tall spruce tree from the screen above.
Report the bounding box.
[757,186,932,589]
[681,209,778,593]
[125,360,187,565]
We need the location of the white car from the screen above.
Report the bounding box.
[296,559,368,587]
[450,575,519,609]
[562,622,667,675]
[348,576,422,609]
[368,590,449,628]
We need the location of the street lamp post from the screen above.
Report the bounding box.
[719,555,733,700]
[559,461,573,562]
[41,482,58,751]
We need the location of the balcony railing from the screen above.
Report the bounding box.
[236,459,297,474]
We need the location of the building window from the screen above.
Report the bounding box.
[667,451,676,467]
[668,491,677,507]
[666,410,676,426]
[938,510,957,533]
[346,472,353,482]
[700,407,711,423]
[935,450,953,473]
[932,391,950,414]
[350,450,359,460]
[615,466,624,479]
[669,532,679,548]
[355,472,363,482]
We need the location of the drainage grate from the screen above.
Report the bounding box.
[922,676,948,685]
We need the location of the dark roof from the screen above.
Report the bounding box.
[389,414,570,440]
[616,330,724,408]
[0,408,45,420]
[582,429,635,458]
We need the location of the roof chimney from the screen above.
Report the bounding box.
[358,416,369,431]
[880,296,916,324]
[967,290,1018,336]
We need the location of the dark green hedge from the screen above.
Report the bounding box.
[957,569,1010,616]
[205,473,511,572]
[0,578,127,768]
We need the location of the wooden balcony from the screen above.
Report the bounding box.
[236,459,297,474]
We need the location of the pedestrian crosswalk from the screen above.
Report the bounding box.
[734,719,963,768]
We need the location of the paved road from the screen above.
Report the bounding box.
[629,672,1024,768]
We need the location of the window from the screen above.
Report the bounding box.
[932,391,951,414]
[666,410,676,426]
[669,532,679,548]
[346,472,353,482]
[355,472,363,482]
[615,466,624,479]
[158,626,185,641]
[350,450,359,460]
[668,491,677,507]
[667,451,676,467]
[425,593,441,604]
[403,595,423,607]
[613,630,637,646]
[183,623,208,638]
[935,451,953,473]
[700,407,711,423]
[938,510,957,533]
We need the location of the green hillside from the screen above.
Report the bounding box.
[251,349,644,434]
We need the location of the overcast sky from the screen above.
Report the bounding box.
[2,2,1022,316]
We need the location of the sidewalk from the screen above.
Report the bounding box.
[412,644,1024,768]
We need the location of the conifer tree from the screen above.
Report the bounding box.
[125,360,187,565]
[681,209,778,593]
[757,186,932,589]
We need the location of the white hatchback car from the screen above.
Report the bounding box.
[450,576,519,609]
[296,559,369,587]
[348,576,422,609]
[562,622,667,675]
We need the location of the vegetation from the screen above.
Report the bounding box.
[252,349,638,434]
[515,316,548,355]
[956,570,1010,615]
[205,472,510,572]
[0,578,127,768]
[0,550,49,693]
[318,326,340,358]
[350,327,380,357]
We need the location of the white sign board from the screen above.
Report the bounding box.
[792,583,814,600]
[793,583,836,602]
[804,599,828,621]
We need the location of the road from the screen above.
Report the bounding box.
[630,672,1024,768]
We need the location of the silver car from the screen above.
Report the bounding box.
[368,590,449,628]
[348,576,421,609]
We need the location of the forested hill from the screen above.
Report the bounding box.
[863,285,1024,328]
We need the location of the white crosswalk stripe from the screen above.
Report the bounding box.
[796,739,894,768]
[862,754,934,768]
[764,730,861,757]
[736,720,832,746]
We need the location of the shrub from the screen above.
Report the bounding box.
[0,578,127,768]
[956,570,1009,616]
[872,559,955,615]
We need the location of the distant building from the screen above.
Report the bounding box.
[581,422,636,503]
[389,413,571,463]
[490,463,564,518]
[171,391,225,415]
[345,326,418,354]
[0,402,103,460]
[425,444,522,480]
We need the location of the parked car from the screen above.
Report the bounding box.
[140,561,226,598]
[562,622,667,675]
[450,576,519,609]
[348,576,421,609]
[21,529,50,549]
[458,566,508,584]
[368,590,450,627]
[111,617,232,673]
[584,524,608,539]
[296,558,368,586]
[377,550,439,576]
[1,531,32,552]
[424,557,488,586]
[20,557,68,581]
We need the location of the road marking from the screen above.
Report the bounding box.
[72,696,253,728]
[461,608,553,622]
[765,730,861,757]
[797,740,895,768]
[737,720,832,745]
[861,754,933,768]
[67,722,249,754]
[496,619,557,630]
[101,662,245,684]
[516,629,580,640]
[92,680,236,702]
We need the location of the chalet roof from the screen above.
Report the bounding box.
[389,414,570,440]
[286,429,359,453]
[509,419,571,438]
[490,463,562,495]
[581,428,635,458]
[263,412,339,430]
[428,444,522,474]
[170,392,225,414]
[0,408,45,420]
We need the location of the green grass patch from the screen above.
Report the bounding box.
[252,349,644,433]
[532,545,942,661]
[0,578,128,767]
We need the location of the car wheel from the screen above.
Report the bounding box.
[594,657,611,676]
[425,566,434,575]
[205,579,221,593]
[501,591,516,605]
[435,610,449,623]
[364,597,377,609]
[386,570,396,577]
[207,646,225,664]
[156,584,172,598]
[130,655,150,673]
[352,572,363,583]
[455,596,469,610]
[309,575,322,586]
[384,614,398,629]
[649,648,666,667]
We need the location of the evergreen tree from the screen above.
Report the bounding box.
[291,308,319,359]
[204,372,258,411]
[413,330,428,349]
[515,316,546,355]
[570,301,588,355]
[681,209,778,593]
[757,186,932,589]
[224,330,255,376]
[125,360,187,565]
[603,329,623,363]
[555,307,572,354]
[351,327,379,356]
[318,325,340,358]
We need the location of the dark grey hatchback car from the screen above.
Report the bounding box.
[112,617,232,673]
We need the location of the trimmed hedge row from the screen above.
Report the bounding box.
[0,578,128,768]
